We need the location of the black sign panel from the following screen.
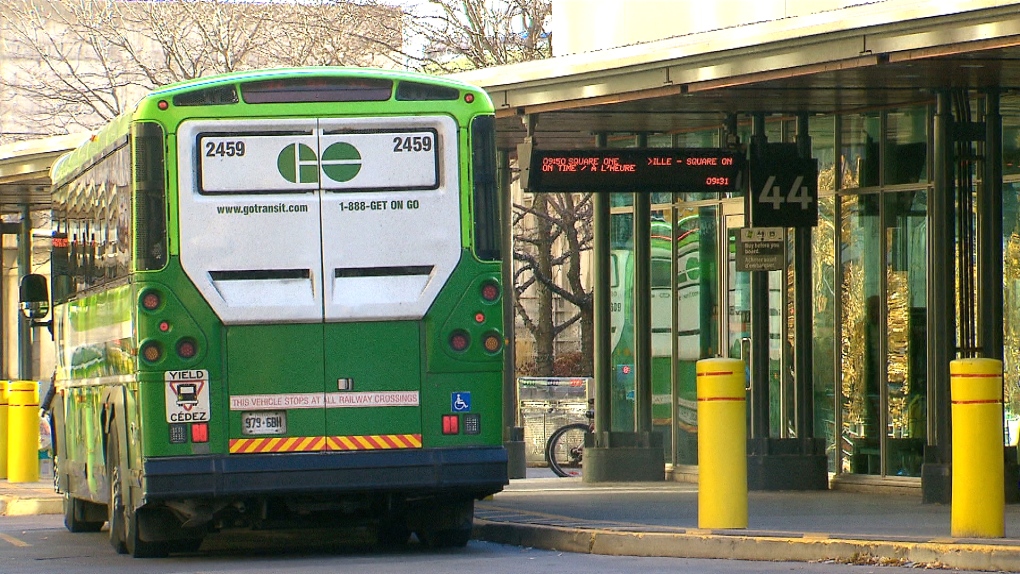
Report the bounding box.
[749,143,818,228]
[519,144,744,194]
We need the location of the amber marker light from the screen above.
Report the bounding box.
[483,332,502,353]
[141,341,163,363]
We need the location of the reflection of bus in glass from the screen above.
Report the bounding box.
[609,218,699,435]
[22,68,505,557]
[609,216,781,458]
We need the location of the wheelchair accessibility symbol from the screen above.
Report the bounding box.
[451,392,471,412]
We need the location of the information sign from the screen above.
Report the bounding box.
[748,143,818,228]
[518,143,744,194]
[736,227,786,272]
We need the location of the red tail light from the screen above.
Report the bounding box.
[191,422,209,443]
[141,290,162,311]
[442,414,459,434]
[177,338,197,359]
[480,280,499,302]
[449,330,469,352]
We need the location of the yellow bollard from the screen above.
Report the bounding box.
[7,381,39,483]
[697,357,748,529]
[951,358,1004,538]
[0,381,8,479]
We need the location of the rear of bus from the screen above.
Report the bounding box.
[132,69,506,541]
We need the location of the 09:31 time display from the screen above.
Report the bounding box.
[705,176,731,187]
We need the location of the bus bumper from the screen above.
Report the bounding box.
[141,446,508,501]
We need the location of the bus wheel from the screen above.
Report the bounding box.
[107,434,128,554]
[413,498,473,549]
[125,507,170,558]
[63,493,104,533]
[376,514,411,547]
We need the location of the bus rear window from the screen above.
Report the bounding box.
[241,77,393,103]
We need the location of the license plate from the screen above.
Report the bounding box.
[241,411,287,436]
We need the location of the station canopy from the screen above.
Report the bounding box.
[448,2,1020,151]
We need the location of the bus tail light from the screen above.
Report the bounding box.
[449,330,469,352]
[141,290,162,311]
[482,332,502,353]
[480,280,500,302]
[176,337,198,359]
[191,422,209,443]
[140,341,163,363]
[442,414,459,434]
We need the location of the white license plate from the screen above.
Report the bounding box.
[241,411,287,436]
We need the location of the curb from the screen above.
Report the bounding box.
[473,519,1020,572]
[0,496,62,517]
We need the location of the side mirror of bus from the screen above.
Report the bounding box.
[19,273,50,321]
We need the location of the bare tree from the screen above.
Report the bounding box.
[0,0,401,141]
[513,191,594,376]
[383,0,552,73]
[379,0,590,377]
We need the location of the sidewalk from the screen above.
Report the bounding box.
[6,471,1020,571]
[0,477,60,517]
[474,473,1020,572]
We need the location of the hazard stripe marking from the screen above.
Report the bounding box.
[328,434,422,451]
[230,434,422,453]
[229,436,325,454]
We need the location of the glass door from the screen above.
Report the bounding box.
[723,212,751,365]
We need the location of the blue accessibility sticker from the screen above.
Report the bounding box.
[451,392,471,412]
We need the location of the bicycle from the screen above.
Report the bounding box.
[544,398,594,477]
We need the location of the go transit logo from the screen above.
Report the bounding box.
[277,142,362,184]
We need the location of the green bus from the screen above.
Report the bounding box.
[19,67,506,556]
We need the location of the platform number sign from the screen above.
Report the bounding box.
[749,143,818,228]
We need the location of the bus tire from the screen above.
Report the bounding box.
[125,507,170,558]
[413,498,473,549]
[107,433,128,554]
[63,493,104,533]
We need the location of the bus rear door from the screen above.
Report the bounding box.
[178,119,327,452]
[318,116,461,450]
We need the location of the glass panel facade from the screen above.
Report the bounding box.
[813,195,837,471]
[840,193,882,474]
[610,207,634,431]
[841,113,881,189]
[651,209,672,455]
[1003,96,1020,177]
[675,205,718,465]
[885,109,928,185]
[1004,180,1020,444]
[594,104,940,479]
[883,190,927,477]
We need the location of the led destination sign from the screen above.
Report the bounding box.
[520,146,744,193]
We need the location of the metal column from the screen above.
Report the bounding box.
[979,90,1003,362]
[794,114,815,439]
[593,132,613,438]
[924,91,955,504]
[634,133,652,435]
[748,114,770,440]
[499,147,525,479]
[17,205,33,380]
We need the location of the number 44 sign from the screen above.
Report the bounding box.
[749,143,818,228]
